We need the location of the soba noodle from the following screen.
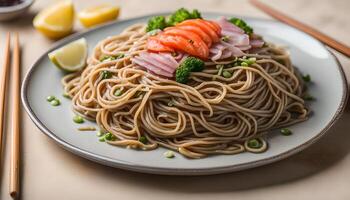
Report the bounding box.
[62,24,308,158]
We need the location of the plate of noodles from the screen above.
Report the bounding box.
[22,9,348,175]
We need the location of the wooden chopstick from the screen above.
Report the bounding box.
[9,32,21,198]
[250,0,350,58]
[0,33,11,169]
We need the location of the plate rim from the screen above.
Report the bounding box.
[21,13,349,175]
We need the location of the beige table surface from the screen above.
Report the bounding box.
[1,0,350,199]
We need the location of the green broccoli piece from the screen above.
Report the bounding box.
[175,57,204,84]
[191,9,202,19]
[175,65,191,84]
[146,16,167,32]
[229,17,253,34]
[184,56,205,72]
[168,8,202,26]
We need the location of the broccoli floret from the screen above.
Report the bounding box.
[191,9,202,19]
[184,56,205,72]
[229,17,253,34]
[146,9,202,31]
[168,8,202,26]
[175,57,204,84]
[175,65,191,84]
[146,16,167,32]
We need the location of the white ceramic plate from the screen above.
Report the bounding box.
[21,13,348,175]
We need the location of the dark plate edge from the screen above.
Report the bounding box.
[21,13,349,175]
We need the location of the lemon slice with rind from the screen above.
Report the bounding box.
[78,5,120,28]
[33,0,74,39]
[48,38,88,72]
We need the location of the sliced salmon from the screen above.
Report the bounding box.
[163,27,209,58]
[175,25,212,46]
[177,19,220,43]
[157,34,206,58]
[147,36,174,52]
[205,20,221,36]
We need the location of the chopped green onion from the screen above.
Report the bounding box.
[229,17,253,34]
[73,115,84,124]
[100,70,112,79]
[99,137,105,142]
[100,54,124,62]
[222,70,232,78]
[247,57,256,64]
[241,62,248,67]
[97,131,104,137]
[163,150,175,158]
[247,139,262,149]
[280,128,292,136]
[62,93,70,99]
[114,89,123,96]
[115,54,125,59]
[217,65,224,76]
[104,133,116,141]
[221,35,230,42]
[50,99,60,106]
[47,95,56,102]
[146,16,167,32]
[302,74,311,82]
[139,136,148,144]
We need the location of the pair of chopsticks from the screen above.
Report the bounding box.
[0,33,21,199]
[250,0,350,58]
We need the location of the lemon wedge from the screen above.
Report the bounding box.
[78,5,120,28]
[48,38,88,72]
[33,0,74,39]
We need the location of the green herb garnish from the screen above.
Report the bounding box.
[163,150,175,158]
[73,115,84,124]
[47,95,56,102]
[229,17,253,34]
[62,93,70,99]
[222,70,232,78]
[139,136,148,144]
[233,57,256,67]
[167,8,202,26]
[280,128,292,136]
[97,130,105,137]
[146,16,168,32]
[247,139,262,149]
[98,131,116,142]
[100,54,124,62]
[175,56,204,84]
[50,99,60,106]
[100,70,112,79]
[241,62,248,67]
[114,89,123,96]
[146,8,202,32]
[104,133,116,141]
